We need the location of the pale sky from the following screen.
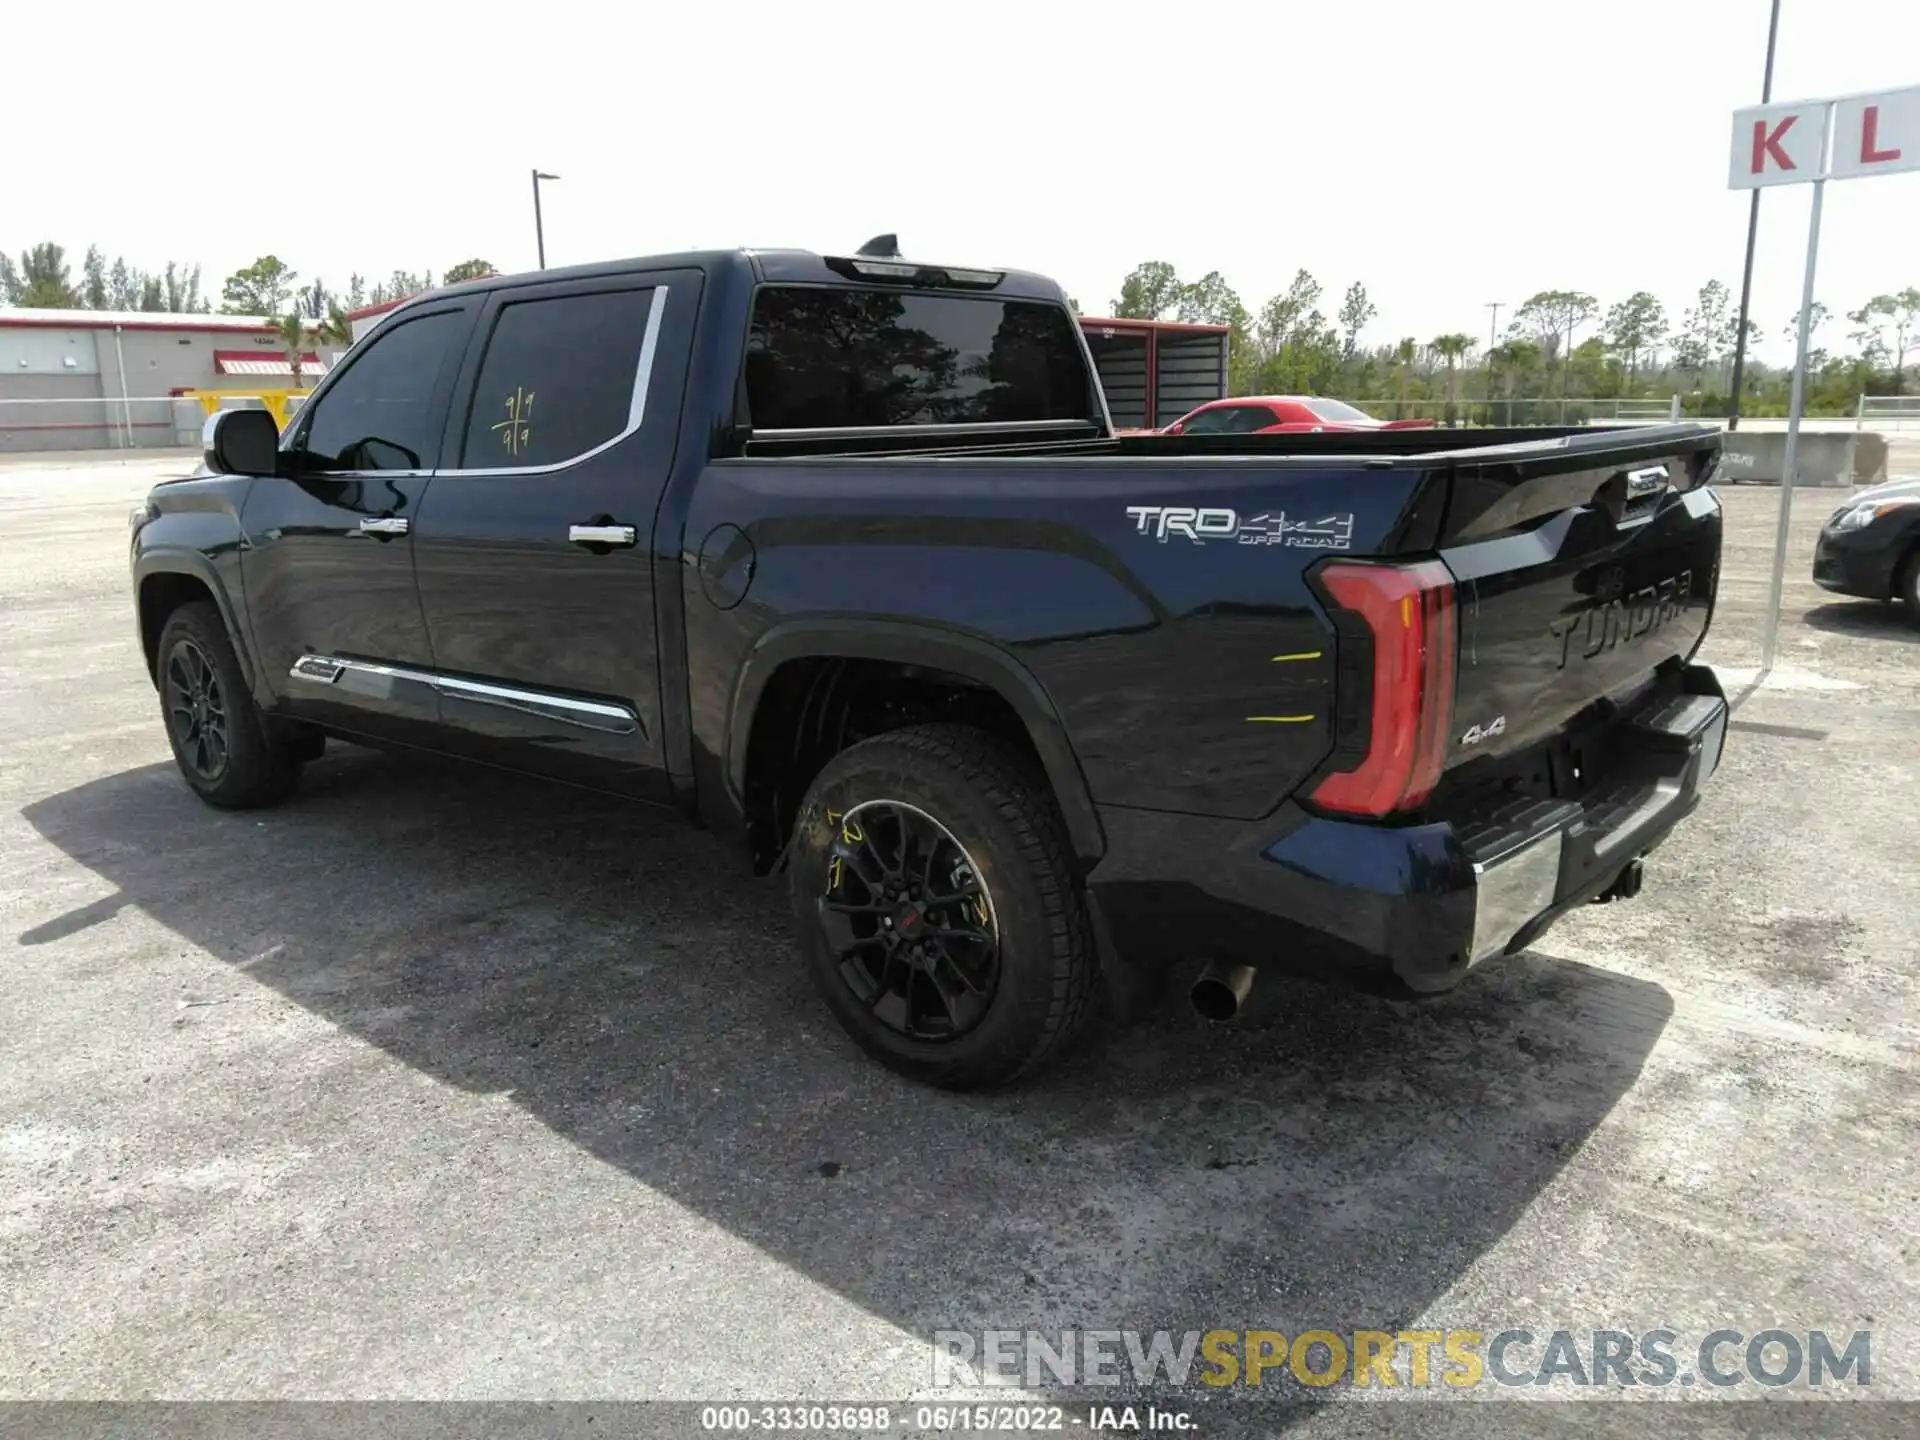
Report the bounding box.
[11,0,1918,361]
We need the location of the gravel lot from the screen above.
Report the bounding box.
[2,453,1916,1433]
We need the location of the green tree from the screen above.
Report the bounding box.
[1393,337,1417,411]
[1604,291,1666,387]
[1511,290,1598,395]
[443,258,498,285]
[1175,271,1254,393]
[1781,301,1829,353]
[107,257,143,311]
[367,270,432,306]
[268,313,311,391]
[1488,339,1542,418]
[1849,288,1920,393]
[1674,281,1731,392]
[1337,283,1376,362]
[318,302,355,348]
[83,246,109,309]
[223,255,299,315]
[1176,271,1241,325]
[1111,261,1182,320]
[1251,270,1334,392]
[162,262,208,313]
[1,243,84,307]
[1428,333,1473,423]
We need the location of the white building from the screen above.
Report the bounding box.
[0,309,346,452]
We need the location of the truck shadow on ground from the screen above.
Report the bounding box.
[22,749,1672,1411]
[1801,601,1920,643]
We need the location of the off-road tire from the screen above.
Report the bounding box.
[155,601,301,809]
[788,723,1096,1089]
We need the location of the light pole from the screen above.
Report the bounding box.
[1727,0,1783,431]
[531,169,560,269]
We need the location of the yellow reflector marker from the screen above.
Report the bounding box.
[1401,596,1414,627]
[1246,715,1315,723]
[1270,651,1323,662]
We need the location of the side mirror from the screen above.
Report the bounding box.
[202,408,280,476]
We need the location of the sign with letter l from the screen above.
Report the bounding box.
[1830,86,1920,180]
[1725,81,1919,679]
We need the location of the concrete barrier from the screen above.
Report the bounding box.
[1717,429,1884,486]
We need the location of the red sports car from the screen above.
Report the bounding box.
[1159,396,1436,436]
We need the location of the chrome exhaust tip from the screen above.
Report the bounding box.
[1190,962,1257,1022]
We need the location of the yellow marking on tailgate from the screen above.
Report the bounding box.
[1270,651,1322,662]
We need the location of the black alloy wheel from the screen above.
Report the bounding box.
[788,723,1096,1089]
[164,638,229,784]
[154,600,302,809]
[819,799,1001,1041]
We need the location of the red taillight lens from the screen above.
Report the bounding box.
[1310,559,1457,817]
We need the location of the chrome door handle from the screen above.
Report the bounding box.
[569,524,638,547]
[359,517,409,536]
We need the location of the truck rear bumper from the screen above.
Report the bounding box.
[1085,666,1727,995]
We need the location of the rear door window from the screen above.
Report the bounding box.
[458,286,659,468]
[744,287,1092,430]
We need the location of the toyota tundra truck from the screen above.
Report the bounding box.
[128,240,1728,1088]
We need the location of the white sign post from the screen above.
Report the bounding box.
[1730,85,1920,677]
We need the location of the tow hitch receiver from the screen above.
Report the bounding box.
[1593,857,1645,904]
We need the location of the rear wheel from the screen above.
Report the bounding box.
[788,724,1095,1089]
[155,601,301,809]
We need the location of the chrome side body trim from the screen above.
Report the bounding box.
[287,655,640,735]
[434,673,640,734]
[289,655,346,684]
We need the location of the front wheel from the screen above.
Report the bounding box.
[1899,548,1920,625]
[155,601,301,809]
[788,724,1096,1089]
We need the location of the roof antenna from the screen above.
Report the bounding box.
[855,233,901,257]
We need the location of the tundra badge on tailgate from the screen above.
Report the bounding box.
[1125,506,1354,549]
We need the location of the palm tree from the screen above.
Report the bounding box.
[1488,339,1540,424]
[1428,333,1474,425]
[317,301,354,350]
[269,312,309,391]
[1394,337,1417,414]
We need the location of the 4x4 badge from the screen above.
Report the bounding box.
[1460,715,1507,747]
[1124,505,1354,549]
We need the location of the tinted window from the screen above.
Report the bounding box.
[461,288,656,467]
[298,311,461,471]
[1181,405,1271,434]
[745,287,1091,429]
[1305,398,1375,424]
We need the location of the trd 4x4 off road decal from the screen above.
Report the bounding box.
[1124,505,1354,549]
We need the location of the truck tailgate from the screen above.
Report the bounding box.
[1433,428,1722,772]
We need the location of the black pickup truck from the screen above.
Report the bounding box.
[129,242,1729,1088]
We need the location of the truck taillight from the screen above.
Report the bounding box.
[1310,560,1457,817]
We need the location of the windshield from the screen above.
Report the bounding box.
[1304,398,1376,424]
